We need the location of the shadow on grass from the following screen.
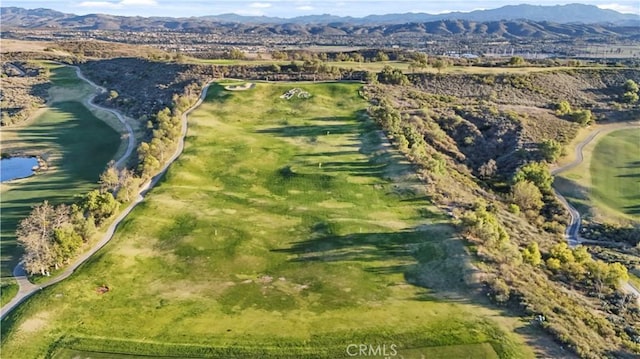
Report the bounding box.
[0,100,120,276]
[623,205,640,215]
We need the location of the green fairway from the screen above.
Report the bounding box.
[591,129,640,220]
[0,65,121,277]
[1,82,532,358]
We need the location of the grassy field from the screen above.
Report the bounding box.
[590,129,640,220]
[0,82,533,358]
[0,65,121,277]
[555,128,640,224]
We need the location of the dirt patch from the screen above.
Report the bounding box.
[0,40,51,53]
[18,311,51,333]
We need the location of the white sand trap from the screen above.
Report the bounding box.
[224,83,256,91]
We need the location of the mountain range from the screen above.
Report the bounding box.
[1,3,638,31]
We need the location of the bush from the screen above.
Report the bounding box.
[556,100,572,116]
[513,162,553,193]
[622,91,639,104]
[539,139,563,162]
[511,180,544,212]
[378,66,409,85]
[522,242,542,266]
[570,109,593,126]
[624,79,639,93]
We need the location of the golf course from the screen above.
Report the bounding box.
[0,82,533,358]
[591,129,640,220]
[1,64,122,290]
[555,125,640,223]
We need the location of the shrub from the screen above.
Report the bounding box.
[513,162,553,193]
[511,180,544,212]
[556,100,572,116]
[522,242,542,266]
[622,91,639,104]
[570,109,593,126]
[624,79,639,93]
[539,139,563,162]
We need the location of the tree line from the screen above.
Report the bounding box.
[17,84,201,276]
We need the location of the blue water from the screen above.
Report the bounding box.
[0,157,39,182]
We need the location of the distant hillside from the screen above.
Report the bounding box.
[1,3,638,30]
[1,6,638,41]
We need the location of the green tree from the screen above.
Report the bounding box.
[522,242,542,266]
[572,246,590,263]
[539,139,563,162]
[365,71,378,84]
[409,52,428,72]
[606,262,629,289]
[555,100,572,116]
[378,65,409,85]
[350,52,364,62]
[622,91,639,103]
[550,242,575,263]
[624,79,639,93]
[511,180,544,212]
[270,50,288,60]
[546,257,561,271]
[52,225,83,266]
[82,190,119,224]
[571,109,593,126]
[227,48,246,60]
[508,56,525,66]
[513,162,553,192]
[99,161,119,193]
[374,51,389,62]
[432,59,448,73]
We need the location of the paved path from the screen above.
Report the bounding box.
[72,66,135,169]
[550,120,640,302]
[0,68,213,320]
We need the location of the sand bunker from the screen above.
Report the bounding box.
[224,83,256,91]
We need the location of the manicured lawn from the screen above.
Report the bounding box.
[0,279,18,307]
[590,129,640,220]
[0,65,121,277]
[555,126,640,224]
[0,82,532,358]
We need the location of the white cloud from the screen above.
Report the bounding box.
[597,3,639,14]
[249,2,272,8]
[296,5,314,11]
[78,0,157,9]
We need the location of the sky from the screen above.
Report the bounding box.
[4,0,639,18]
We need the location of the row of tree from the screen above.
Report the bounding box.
[17,190,116,276]
[136,91,198,178]
[17,83,199,276]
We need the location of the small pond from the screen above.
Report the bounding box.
[1,157,39,182]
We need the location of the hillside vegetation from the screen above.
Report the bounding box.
[364,67,640,357]
[2,55,639,358]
